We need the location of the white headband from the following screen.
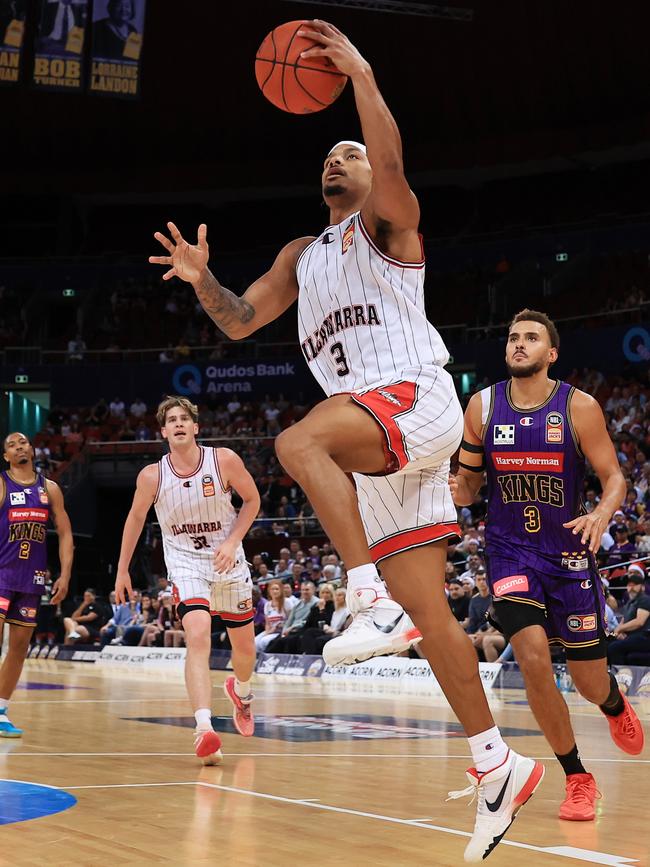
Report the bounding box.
[327,140,367,156]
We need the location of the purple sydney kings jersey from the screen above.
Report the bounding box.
[0,472,50,592]
[482,380,590,574]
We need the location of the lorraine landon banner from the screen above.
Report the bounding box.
[32,0,88,91]
[1,0,27,85]
[89,0,146,98]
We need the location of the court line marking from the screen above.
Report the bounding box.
[49,781,638,864]
[194,781,638,865]
[4,752,650,764]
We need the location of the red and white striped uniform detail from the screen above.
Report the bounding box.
[296,210,463,561]
[154,447,252,618]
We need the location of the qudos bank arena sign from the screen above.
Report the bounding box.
[171,360,311,398]
[622,327,650,363]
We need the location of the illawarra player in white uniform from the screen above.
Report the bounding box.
[148,21,540,860]
[115,396,260,765]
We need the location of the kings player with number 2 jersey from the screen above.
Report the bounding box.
[0,432,73,738]
[453,309,644,824]
[149,21,544,863]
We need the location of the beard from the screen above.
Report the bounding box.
[506,358,546,378]
[323,183,346,197]
[17,456,29,464]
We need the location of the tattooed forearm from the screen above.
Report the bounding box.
[192,268,255,338]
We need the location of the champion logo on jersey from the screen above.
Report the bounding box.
[321,232,334,245]
[182,481,192,488]
[342,219,355,254]
[520,417,534,426]
[378,389,403,407]
[493,424,515,445]
[546,411,564,444]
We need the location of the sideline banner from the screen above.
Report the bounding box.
[89,0,146,98]
[0,1,27,85]
[321,658,502,693]
[97,645,186,667]
[32,0,88,91]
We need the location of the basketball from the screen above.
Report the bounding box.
[255,20,348,114]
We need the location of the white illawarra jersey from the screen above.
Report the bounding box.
[296,210,450,396]
[154,447,245,583]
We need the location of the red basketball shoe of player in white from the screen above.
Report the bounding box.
[223,676,255,737]
[322,587,422,666]
[447,750,545,862]
[194,729,223,766]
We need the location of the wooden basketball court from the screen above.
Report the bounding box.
[1,661,647,866]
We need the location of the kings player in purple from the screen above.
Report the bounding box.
[0,432,73,737]
[451,309,644,822]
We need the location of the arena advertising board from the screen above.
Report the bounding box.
[32,0,89,91]
[0,1,26,85]
[97,646,186,666]
[89,0,146,97]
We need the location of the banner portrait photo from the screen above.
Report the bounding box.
[89,0,146,98]
[32,0,88,91]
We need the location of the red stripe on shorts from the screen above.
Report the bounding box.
[370,523,461,563]
[218,609,253,621]
[350,381,417,471]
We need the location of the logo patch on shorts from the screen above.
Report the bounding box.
[201,475,215,497]
[0,596,10,612]
[377,389,402,407]
[567,613,596,632]
[493,574,529,596]
[19,607,37,619]
[545,411,564,444]
[493,424,515,445]
[237,599,252,612]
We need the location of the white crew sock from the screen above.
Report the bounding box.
[234,679,252,700]
[468,726,509,774]
[194,708,212,730]
[347,564,388,597]
[0,697,9,717]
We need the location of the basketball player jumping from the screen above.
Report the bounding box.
[451,310,644,821]
[149,21,542,861]
[115,397,260,764]
[0,432,73,737]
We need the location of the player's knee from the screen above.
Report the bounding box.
[275,427,312,472]
[515,645,551,680]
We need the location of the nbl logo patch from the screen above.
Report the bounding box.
[545,411,564,444]
[493,424,515,445]
[567,613,596,632]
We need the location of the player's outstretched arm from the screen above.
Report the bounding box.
[149,222,313,340]
[46,480,74,605]
[299,20,419,232]
[213,449,261,573]
[115,464,158,602]
[451,394,486,507]
[563,390,626,553]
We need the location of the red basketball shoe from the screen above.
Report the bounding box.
[559,773,600,821]
[603,695,645,755]
[194,729,223,765]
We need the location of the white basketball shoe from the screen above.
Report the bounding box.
[447,749,545,862]
[322,587,422,666]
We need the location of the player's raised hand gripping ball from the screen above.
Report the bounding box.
[255,19,348,113]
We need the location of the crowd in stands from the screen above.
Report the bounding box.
[28,365,650,663]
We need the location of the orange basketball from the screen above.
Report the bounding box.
[255,20,348,114]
